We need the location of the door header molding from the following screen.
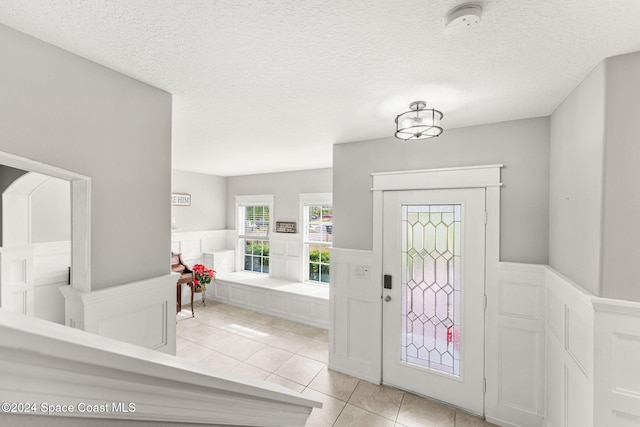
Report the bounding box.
[371,164,503,191]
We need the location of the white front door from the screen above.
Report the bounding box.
[382,188,486,415]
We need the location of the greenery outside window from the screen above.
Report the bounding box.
[237,196,273,275]
[304,202,332,284]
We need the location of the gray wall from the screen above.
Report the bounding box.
[549,61,605,296]
[333,117,550,264]
[549,51,640,302]
[0,165,27,244]
[0,24,172,290]
[172,169,226,231]
[226,168,333,230]
[601,52,640,301]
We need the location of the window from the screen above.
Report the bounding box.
[237,196,273,275]
[302,194,332,284]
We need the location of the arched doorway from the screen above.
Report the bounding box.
[1,172,70,322]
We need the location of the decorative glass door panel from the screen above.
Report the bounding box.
[382,189,485,415]
[401,205,461,376]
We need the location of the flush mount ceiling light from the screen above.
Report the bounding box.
[394,101,443,140]
[444,3,483,35]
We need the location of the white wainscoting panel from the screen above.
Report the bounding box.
[269,232,303,282]
[172,229,236,307]
[32,241,70,324]
[486,262,546,427]
[0,246,34,316]
[593,299,640,427]
[328,248,379,383]
[171,229,235,265]
[60,274,177,354]
[544,267,594,427]
[212,273,329,329]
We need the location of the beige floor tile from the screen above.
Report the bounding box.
[312,329,329,344]
[297,339,328,363]
[176,341,215,362]
[176,317,201,329]
[177,323,220,342]
[249,324,287,344]
[454,411,497,427]
[200,350,241,371]
[266,374,306,393]
[198,328,241,351]
[290,323,325,339]
[302,387,346,427]
[266,317,298,331]
[245,345,294,372]
[230,362,271,380]
[308,366,360,402]
[396,393,455,427]
[216,336,265,361]
[348,381,404,421]
[274,354,325,386]
[270,332,311,353]
[334,403,396,427]
[247,311,277,324]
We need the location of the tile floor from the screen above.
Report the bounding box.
[176,300,496,427]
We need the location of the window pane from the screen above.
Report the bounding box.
[308,243,330,283]
[243,238,269,274]
[307,205,332,243]
[244,205,270,237]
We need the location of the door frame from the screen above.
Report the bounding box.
[370,165,502,408]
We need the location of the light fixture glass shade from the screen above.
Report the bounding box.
[395,101,443,140]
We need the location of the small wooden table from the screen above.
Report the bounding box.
[171,252,195,317]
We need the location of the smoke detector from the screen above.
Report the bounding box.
[444,3,482,34]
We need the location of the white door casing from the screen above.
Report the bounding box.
[370,165,502,416]
[382,188,486,415]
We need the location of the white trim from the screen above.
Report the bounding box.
[371,164,503,191]
[0,307,320,425]
[368,165,501,416]
[299,192,332,205]
[235,194,275,205]
[0,150,91,293]
[371,164,505,176]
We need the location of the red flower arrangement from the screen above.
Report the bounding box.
[192,263,216,292]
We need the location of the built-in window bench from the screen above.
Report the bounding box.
[209,272,329,329]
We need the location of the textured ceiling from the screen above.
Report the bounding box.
[1,1,640,176]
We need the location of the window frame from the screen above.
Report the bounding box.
[236,195,274,275]
[300,193,332,285]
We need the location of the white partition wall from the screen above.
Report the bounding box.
[485,263,546,426]
[0,246,34,316]
[544,268,594,427]
[60,274,177,355]
[593,299,640,426]
[329,248,378,382]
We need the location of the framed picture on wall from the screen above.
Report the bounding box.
[171,193,191,206]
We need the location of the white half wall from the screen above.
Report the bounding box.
[328,247,379,383]
[593,299,640,426]
[544,268,594,427]
[60,274,177,355]
[485,263,546,427]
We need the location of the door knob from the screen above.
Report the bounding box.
[384,295,392,302]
